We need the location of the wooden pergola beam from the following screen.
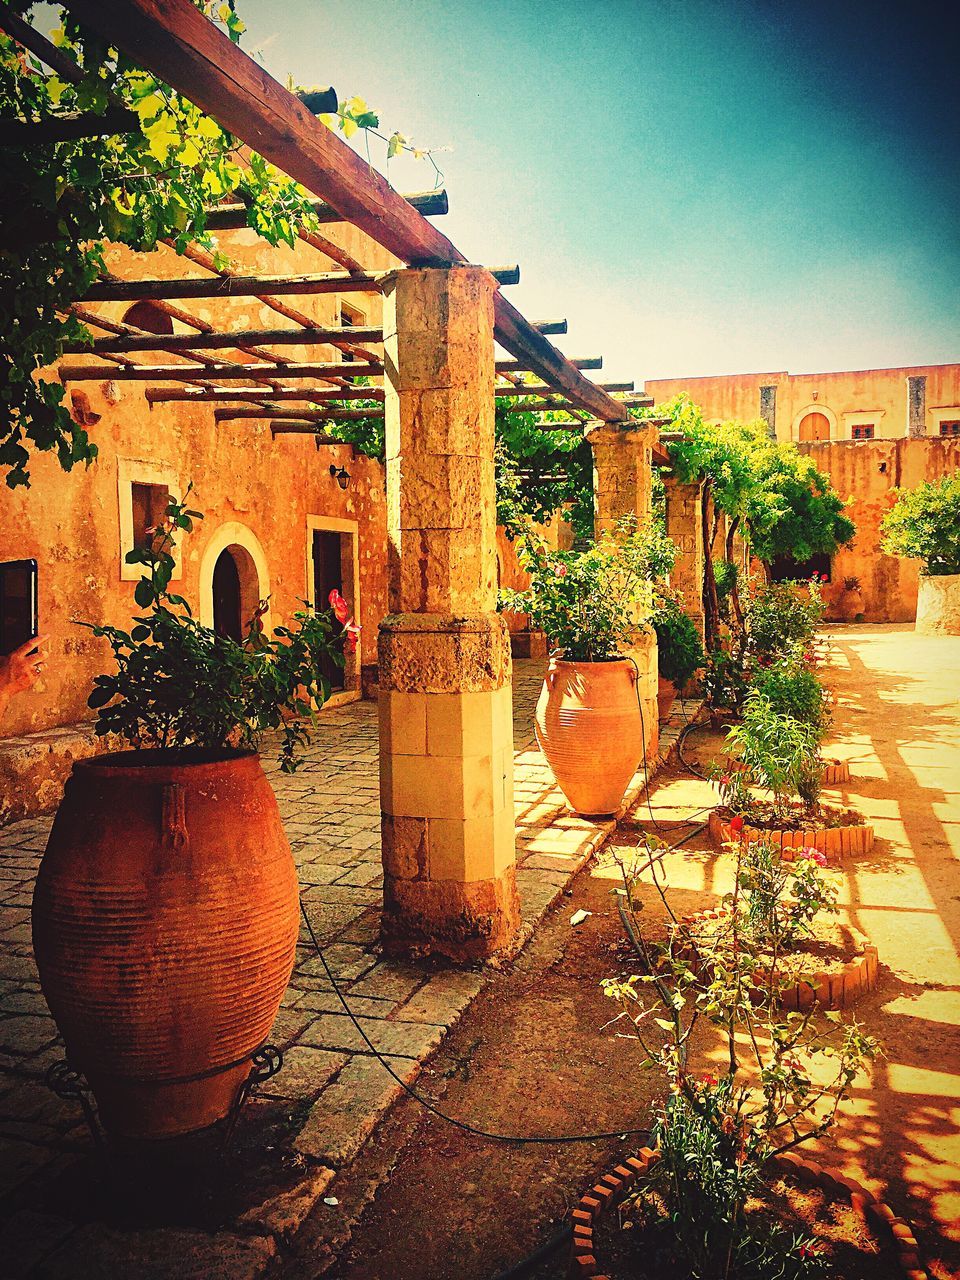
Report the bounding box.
[143,379,631,405]
[216,405,378,423]
[77,264,519,304]
[145,385,386,404]
[60,356,600,382]
[58,361,383,382]
[204,188,449,230]
[60,0,632,423]
[0,105,139,145]
[497,357,601,373]
[64,324,383,356]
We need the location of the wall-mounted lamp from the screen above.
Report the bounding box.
[329,464,351,491]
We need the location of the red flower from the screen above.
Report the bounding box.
[343,620,361,653]
[719,773,732,787]
[328,588,350,623]
[729,815,744,835]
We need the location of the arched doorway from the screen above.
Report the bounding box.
[199,523,271,638]
[798,411,831,442]
[212,548,243,641]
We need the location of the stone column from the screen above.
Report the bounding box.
[663,474,706,639]
[586,420,659,758]
[907,374,927,438]
[377,267,519,962]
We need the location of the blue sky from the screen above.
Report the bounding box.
[247,1,956,383]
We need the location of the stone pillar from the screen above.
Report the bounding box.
[586,420,659,758]
[907,374,927,438]
[377,267,519,962]
[663,474,706,639]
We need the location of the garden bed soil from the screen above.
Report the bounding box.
[588,1169,910,1280]
[682,909,880,1008]
[709,805,874,861]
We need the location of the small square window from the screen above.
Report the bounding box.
[851,424,875,440]
[131,482,170,550]
[939,421,960,437]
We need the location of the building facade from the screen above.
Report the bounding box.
[644,363,960,623]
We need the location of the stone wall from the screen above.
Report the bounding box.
[798,437,960,623]
[0,225,396,743]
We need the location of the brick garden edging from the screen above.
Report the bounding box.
[568,1148,928,1279]
[708,809,874,863]
[680,908,881,1011]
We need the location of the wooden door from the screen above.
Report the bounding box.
[798,412,830,442]
[312,530,346,691]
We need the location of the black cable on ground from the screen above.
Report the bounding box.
[299,899,651,1147]
[488,1224,573,1280]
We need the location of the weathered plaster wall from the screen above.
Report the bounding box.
[797,437,960,623]
[0,226,395,740]
[645,363,960,443]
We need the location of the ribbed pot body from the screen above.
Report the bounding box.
[657,676,678,723]
[32,749,299,1139]
[836,589,863,622]
[535,658,643,815]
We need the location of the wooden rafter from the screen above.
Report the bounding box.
[64,324,384,356]
[203,188,449,230]
[59,0,633,423]
[57,361,383,382]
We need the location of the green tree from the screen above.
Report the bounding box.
[745,444,855,574]
[880,475,960,576]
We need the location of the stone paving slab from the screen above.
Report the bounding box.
[0,659,701,1276]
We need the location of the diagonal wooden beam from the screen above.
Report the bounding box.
[59,0,632,423]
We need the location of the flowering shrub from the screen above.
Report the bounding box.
[736,839,839,953]
[499,516,671,661]
[84,492,349,772]
[742,577,824,663]
[605,833,878,1279]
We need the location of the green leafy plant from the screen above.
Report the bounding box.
[742,577,824,663]
[702,645,752,714]
[499,516,668,662]
[604,833,878,1280]
[751,652,831,740]
[880,475,960,576]
[82,491,350,772]
[721,693,823,820]
[652,592,704,688]
[735,839,839,954]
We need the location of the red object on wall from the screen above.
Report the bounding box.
[32,749,299,1139]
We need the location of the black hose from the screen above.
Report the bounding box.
[488,1224,572,1280]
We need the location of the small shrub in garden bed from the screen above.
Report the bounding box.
[603,834,880,1280]
[751,653,831,740]
[743,576,825,664]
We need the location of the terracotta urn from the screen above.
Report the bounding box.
[32,749,299,1140]
[835,585,864,622]
[535,657,644,815]
[657,675,677,723]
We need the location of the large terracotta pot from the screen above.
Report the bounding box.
[535,658,644,815]
[32,748,299,1140]
[835,587,864,622]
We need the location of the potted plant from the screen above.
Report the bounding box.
[588,833,881,1280]
[835,575,864,623]
[32,494,354,1140]
[500,518,667,816]
[881,475,960,635]
[651,590,704,721]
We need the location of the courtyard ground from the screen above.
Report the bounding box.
[283,625,960,1280]
[0,628,956,1278]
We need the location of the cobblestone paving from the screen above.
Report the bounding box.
[0,660,697,1276]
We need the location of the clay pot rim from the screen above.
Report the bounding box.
[548,655,636,669]
[72,745,261,781]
